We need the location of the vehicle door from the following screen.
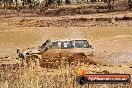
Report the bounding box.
[60,41,74,57]
[41,41,61,59]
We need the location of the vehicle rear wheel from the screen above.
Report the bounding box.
[73,53,87,65]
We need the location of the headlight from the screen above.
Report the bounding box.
[26,53,29,55]
[18,53,24,58]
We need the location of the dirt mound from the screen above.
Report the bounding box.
[41,4,109,16]
[0,9,131,27]
[115,16,132,20]
[14,16,132,27]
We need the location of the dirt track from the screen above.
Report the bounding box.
[0,10,132,66]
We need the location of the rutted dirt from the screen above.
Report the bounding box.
[0,11,132,27]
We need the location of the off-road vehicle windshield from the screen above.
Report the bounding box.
[75,40,90,48]
[40,40,51,48]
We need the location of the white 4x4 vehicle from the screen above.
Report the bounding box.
[17,39,93,67]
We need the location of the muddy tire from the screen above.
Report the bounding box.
[72,53,87,65]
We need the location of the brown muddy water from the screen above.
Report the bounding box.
[0,26,132,66]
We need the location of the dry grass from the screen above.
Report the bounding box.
[0,64,132,88]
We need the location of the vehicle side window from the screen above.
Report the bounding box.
[61,41,73,49]
[75,40,89,48]
[51,42,59,49]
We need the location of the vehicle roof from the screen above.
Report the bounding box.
[49,38,89,42]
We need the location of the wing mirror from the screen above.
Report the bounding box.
[17,49,20,53]
[89,45,92,48]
